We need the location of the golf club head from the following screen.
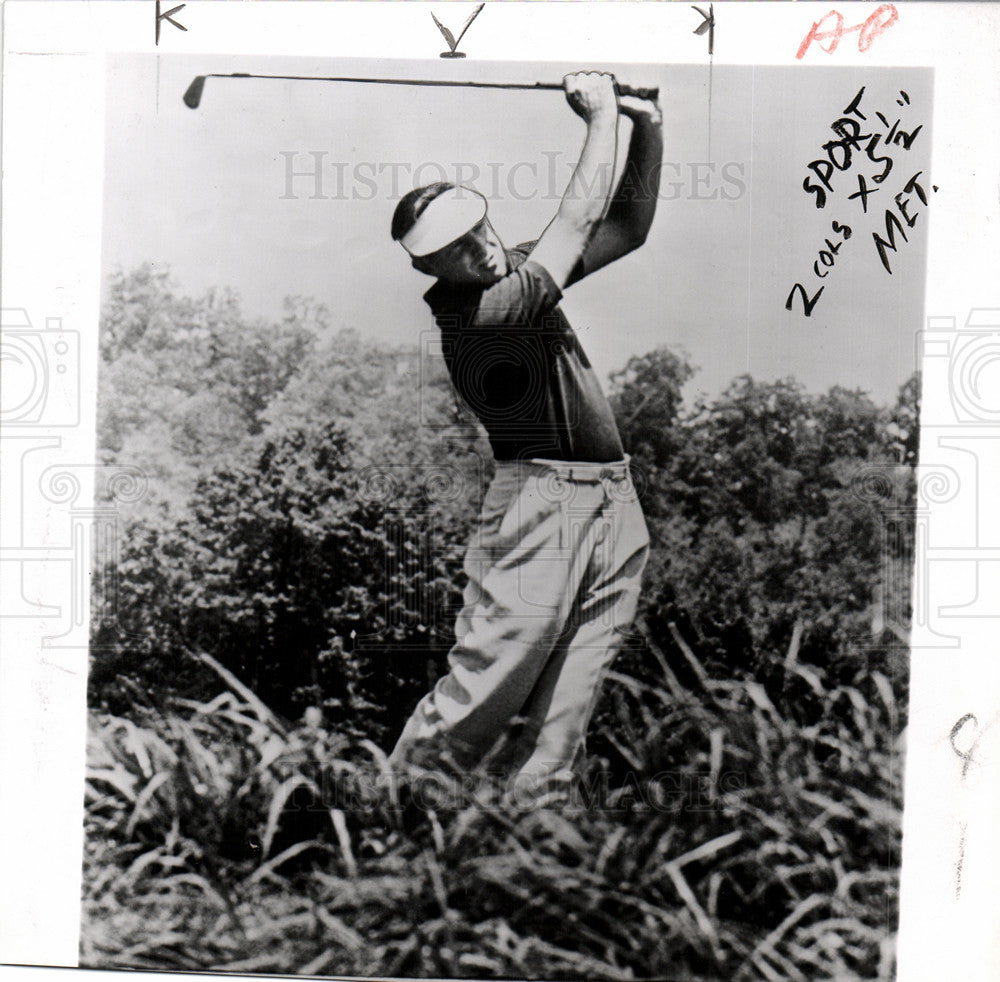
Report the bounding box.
[183,76,206,109]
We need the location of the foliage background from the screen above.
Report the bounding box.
[83,267,916,980]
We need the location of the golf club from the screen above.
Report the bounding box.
[183,72,658,109]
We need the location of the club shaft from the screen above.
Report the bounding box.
[184,72,657,108]
[206,72,564,91]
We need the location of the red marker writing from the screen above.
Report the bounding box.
[796,4,899,60]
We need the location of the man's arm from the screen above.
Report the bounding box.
[565,96,663,287]
[527,72,619,290]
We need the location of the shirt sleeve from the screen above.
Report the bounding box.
[471,257,563,331]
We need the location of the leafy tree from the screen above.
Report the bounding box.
[609,367,916,699]
[607,346,694,469]
[91,418,472,740]
[97,267,318,513]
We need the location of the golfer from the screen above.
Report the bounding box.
[388,71,663,804]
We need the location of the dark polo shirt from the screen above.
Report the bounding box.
[423,241,625,464]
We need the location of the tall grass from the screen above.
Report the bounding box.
[81,636,903,980]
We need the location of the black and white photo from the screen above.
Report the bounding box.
[2,5,1000,982]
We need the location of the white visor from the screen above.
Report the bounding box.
[399,186,487,257]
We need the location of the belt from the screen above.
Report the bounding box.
[517,455,632,483]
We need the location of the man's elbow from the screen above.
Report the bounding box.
[603,231,645,266]
[623,227,649,254]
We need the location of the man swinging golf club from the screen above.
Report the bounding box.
[388,71,663,805]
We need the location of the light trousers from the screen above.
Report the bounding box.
[388,457,649,796]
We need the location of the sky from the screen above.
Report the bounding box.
[101,53,933,405]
